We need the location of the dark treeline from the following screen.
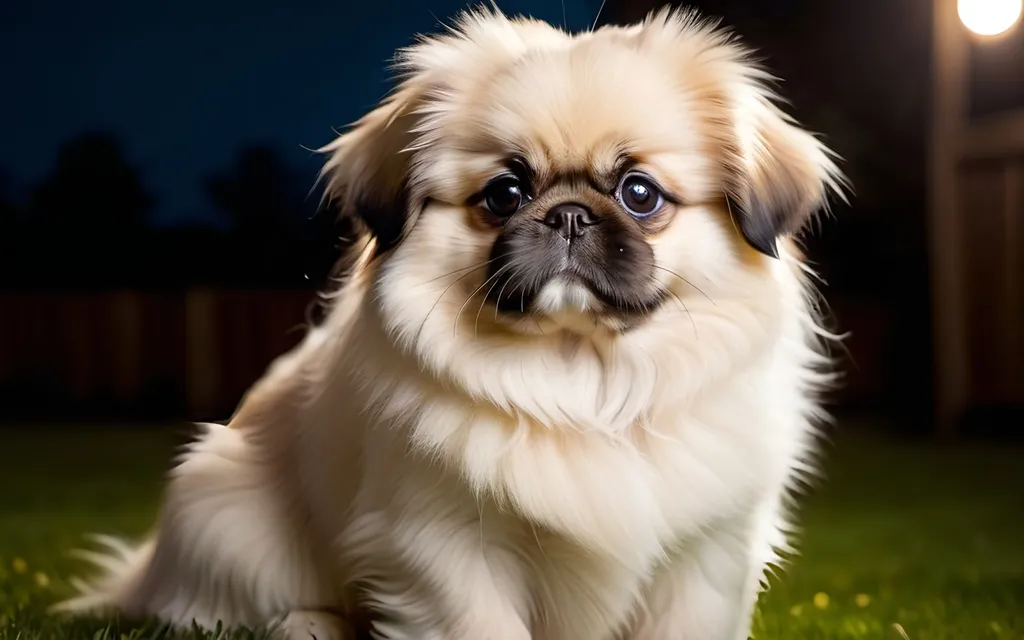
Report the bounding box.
[0,132,347,291]
[0,119,934,421]
[0,122,922,299]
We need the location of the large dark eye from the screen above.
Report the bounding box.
[617,173,663,218]
[483,177,524,218]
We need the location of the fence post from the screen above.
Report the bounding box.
[185,288,220,420]
[112,290,143,405]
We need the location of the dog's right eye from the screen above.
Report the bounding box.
[483,177,524,218]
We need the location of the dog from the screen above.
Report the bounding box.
[55,7,846,639]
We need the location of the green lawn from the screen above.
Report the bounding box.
[0,424,1021,639]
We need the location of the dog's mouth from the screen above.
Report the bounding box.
[484,265,667,322]
[481,212,665,326]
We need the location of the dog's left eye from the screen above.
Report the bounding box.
[617,173,664,218]
[483,177,525,218]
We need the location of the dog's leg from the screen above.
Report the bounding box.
[344,503,532,640]
[273,610,354,640]
[527,535,646,640]
[629,505,780,640]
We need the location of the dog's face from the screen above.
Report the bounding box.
[320,9,842,344]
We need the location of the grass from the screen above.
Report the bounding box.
[0,424,1021,639]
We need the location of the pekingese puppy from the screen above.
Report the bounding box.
[56,7,846,640]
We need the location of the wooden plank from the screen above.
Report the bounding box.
[185,289,221,421]
[959,161,1010,405]
[930,0,972,437]
[959,111,1024,158]
[1005,160,1023,402]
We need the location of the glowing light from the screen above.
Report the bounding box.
[958,0,1022,36]
[813,592,830,609]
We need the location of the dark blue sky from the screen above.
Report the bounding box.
[1,0,599,226]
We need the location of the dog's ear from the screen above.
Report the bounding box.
[637,8,847,259]
[724,94,846,259]
[316,9,528,256]
[318,9,567,256]
[318,85,425,255]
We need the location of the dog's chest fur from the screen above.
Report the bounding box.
[368,354,796,545]
[341,306,812,637]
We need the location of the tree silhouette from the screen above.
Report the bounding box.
[204,144,311,282]
[205,144,308,237]
[0,168,18,225]
[0,168,23,279]
[31,132,154,234]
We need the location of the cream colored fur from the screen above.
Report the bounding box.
[54,8,845,640]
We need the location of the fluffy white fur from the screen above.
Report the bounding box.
[55,8,846,640]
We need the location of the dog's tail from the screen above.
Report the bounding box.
[50,533,156,616]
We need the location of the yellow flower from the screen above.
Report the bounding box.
[34,572,50,588]
[11,557,27,574]
[854,593,871,608]
[813,592,830,609]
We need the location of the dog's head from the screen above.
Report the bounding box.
[319,8,843,349]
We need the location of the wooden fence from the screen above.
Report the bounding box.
[0,289,315,421]
[0,289,892,423]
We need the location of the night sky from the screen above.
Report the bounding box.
[1,0,601,226]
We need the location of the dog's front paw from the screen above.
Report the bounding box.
[273,610,353,640]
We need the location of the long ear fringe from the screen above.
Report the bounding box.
[640,7,849,258]
[310,4,534,261]
[312,82,425,257]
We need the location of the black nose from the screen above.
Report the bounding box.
[542,203,599,240]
